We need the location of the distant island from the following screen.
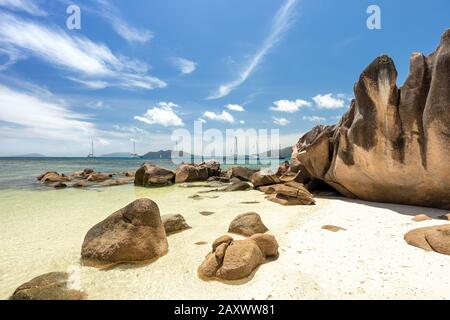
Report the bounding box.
[100,152,133,158]
[13,153,47,158]
[100,148,292,160]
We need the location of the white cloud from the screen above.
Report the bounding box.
[207,0,297,99]
[226,104,245,112]
[312,94,345,109]
[68,78,109,89]
[0,45,24,70]
[270,99,311,113]
[94,0,153,43]
[0,12,166,90]
[197,118,207,124]
[303,115,326,122]
[0,0,47,16]
[0,84,94,142]
[134,102,184,127]
[239,120,245,124]
[203,110,235,124]
[171,57,197,75]
[273,117,290,126]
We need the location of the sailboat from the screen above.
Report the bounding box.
[131,141,142,159]
[87,140,94,158]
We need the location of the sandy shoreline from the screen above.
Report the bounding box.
[1,184,449,300]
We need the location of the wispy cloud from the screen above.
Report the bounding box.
[171,57,197,75]
[134,102,184,127]
[0,45,24,70]
[0,12,166,90]
[312,94,345,109]
[0,84,94,142]
[273,117,290,126]
[270,99,311,113]
[303,115,326,123]
[0,0,47,16]
[94,0,153,43]
[226,104,245,112]
[203,110,235,123]
[207,0,297,99]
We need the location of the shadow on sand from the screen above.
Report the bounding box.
[316,195,448,219]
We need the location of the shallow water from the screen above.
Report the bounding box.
[0,183,321,300]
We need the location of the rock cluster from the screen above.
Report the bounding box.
[198,234,279,281]
[38,168,133,189]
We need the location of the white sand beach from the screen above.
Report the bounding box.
[1,184,449,300]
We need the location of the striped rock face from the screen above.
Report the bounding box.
[293,29,450,210]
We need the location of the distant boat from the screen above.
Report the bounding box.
[131,141,142,159]
[87,140,95,158]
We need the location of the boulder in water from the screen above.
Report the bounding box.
[162,214,191,235]
[9,272,86,300]
[134,163,175,187]
[81,198,169,267]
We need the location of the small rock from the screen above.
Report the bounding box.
[199,211,215,216]
[438,214,450,221]
[404,224,450,256]
[228,212,269,237]
[322,225,347,232]
[54,182,67,189]
[412,214,432,222]
[223,181,252,192]
[9,272,87,300]
[161,214,191,235]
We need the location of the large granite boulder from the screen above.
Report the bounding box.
[404,224,450,255]
[226,167,259,182]
[9,272,86,300]
[134,163,175,187]
[250,170,281,188]
[198,234,279,281]
[292,30,450,209]
[81,198,169,267]
[175,164,209,183]
[228,212,269,236]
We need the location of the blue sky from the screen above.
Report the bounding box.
[0,0,448,156]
